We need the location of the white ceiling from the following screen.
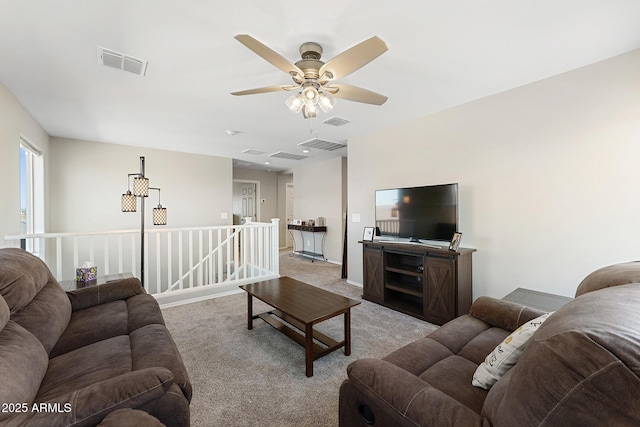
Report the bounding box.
[2,1,640,172]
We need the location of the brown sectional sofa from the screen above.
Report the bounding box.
[0,248,191,426]
[340,262,640,426]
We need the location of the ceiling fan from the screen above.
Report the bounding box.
[231,34,388,118]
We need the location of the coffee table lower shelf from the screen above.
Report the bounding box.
[256,310,345,361]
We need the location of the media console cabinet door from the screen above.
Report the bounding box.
[363,244,384,303]
[424,256,456,325]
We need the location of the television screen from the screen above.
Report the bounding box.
[375,183,458,242]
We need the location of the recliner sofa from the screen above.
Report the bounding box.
[0,248,191,426]
[339,262,640,426]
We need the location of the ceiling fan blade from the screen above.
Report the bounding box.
[326,84,388,105]
[235,34,303,79]
[319,36,388,81]
[231,85,299,96]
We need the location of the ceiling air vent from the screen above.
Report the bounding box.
[233,160,253,168]
[298,138,346,151]
[269,152,308,161]
[97,46,148,76]
[242,149,266,155]
[322,116,351,127]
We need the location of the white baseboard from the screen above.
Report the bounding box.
[347,279,363,288]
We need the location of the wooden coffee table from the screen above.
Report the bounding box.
[240,276,361,377]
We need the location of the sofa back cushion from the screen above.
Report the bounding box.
[482,284,640,426]
[0,248,52,311]
[575,260,640,297]
[0,248,71,354]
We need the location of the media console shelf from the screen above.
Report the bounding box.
[361,241,475,325]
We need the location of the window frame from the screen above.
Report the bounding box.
[19,137,44,254]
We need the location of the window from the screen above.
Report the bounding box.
[19,138,43,253]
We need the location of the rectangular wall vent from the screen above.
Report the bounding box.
[97,46,148,76]
[322,116,351,127]
[298,138,346,151]
[269,152,308,161]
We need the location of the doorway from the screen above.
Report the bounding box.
[286,183,294,247]
[233,180,259,225]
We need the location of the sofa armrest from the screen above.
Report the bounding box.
[343,358,483,426]
[469,296,546,332]
[98,408,166,426]
[67,277,146,312]
[4,367,174,426]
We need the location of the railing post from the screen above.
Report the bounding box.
[56,237,62,279]
[271,218,280,276]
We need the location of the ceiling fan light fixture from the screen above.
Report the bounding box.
[301,84,319,106]
[302,104,317,119]
[286,93,304,113]
[318,91,337,113]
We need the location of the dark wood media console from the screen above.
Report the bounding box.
[362,241,475,325]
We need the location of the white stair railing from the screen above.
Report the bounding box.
[3,219,280,306]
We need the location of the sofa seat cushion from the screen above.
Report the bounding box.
[39,322,191,403]
[37,335,133,402]
[483,284,640,426]
[51,294,166,358]
[381,314,512,415]
[418,355,488,414]
[384,316,510,373]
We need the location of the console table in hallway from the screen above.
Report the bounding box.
[287,224,327,262]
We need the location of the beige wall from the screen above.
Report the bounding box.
[347,49,640,299]
[0,82,50,246]
[49,138,233,233]
[293,156,347,264]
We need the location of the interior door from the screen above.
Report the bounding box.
[240,183,256,224]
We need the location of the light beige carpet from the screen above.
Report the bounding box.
[162,250,437,427]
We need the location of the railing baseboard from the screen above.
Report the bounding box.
[154,273,279,309]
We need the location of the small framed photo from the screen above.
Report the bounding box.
[449,232,462,251]
[363,226,375,241]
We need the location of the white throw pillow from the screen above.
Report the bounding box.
[472,312,553,390]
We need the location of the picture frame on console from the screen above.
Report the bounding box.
[363,226,375,241]
[449,232,462,251]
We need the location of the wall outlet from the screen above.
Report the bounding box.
[220,212,228,219]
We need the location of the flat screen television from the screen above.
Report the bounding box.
[375,183,458,243]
